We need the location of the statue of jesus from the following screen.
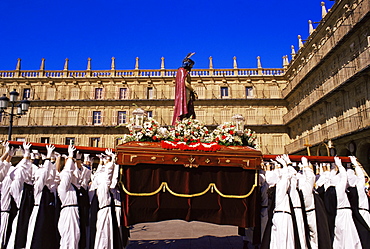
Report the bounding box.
[172,52,197,125]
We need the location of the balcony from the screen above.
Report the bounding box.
[285,108,370,154]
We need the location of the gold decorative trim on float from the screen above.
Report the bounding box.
[119,170,258,199]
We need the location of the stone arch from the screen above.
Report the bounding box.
[356,142,370,173]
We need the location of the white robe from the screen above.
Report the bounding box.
[25,159,53,249]
[57,158,80,249]
[0,160,11,183]
[268,167,295,249]
[93,161,115,249]
[289,171,307,249]
[315,171,329,189]
[333,164,362,249]
[298,167,318,249]
[80,166,91,190]
[354,165,370,227]
[6,158,32,249]
[111,162,128,247]
[0,166,15,248]
[0,160,11,242]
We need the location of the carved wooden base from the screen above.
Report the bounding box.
[116,141,262,169]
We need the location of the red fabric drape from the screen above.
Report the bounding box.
[172,68,188,125]
[121,163,259,228]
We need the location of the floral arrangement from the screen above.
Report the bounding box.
[118,117,165,143]
[242,128,259,149]
[210,122,259,149]
[168,118,211,143]
[117,113,259,150]
[211,122,242,146]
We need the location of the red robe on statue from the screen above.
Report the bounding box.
[172,67,188,125]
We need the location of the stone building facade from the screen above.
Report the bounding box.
[0,0,369,169]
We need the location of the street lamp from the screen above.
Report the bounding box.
[232,114,245,135]
[132,108,145,131]
[0,89,31,141]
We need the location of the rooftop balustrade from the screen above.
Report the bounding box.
[0,68,285,79]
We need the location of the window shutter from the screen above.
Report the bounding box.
[115,87,120,99]
[102,88,105,99]
[101,110,104,125]
[71,88,80,100]
[125,88,130,99]
[112,111,118,125]
[30,88,35,100]
[87,111,92,125]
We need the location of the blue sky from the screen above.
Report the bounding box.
[0,0,334,71]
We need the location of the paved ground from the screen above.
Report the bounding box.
[126,220,247,249]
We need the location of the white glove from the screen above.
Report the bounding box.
[349,156,359,167]
[334,156,342,167]
[68,145,76,158]
[46,144,55,158]
[2,141,10,154]
[23,142,32,158]
[105,148,116,161]
[275,155,287,167]
[282,154,292,164]
[8,147,16,157]
[301,157,309,167]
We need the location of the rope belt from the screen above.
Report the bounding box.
[306,208,315,213]
[61,204,79,210]
[274,210,291,215]
[99,205,111,210]
[359,208,370,212]
[1,207,19,212]
[337,207,351,210]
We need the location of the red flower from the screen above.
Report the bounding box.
[152,136,157,140]
[149,128,153,130]
[205,130,209,134]
[222,135,226,140]
[229,130,234,135]
[216,137,220,141]
[176,133,180,136]
[174,138,180,142]
[184,138,188,142]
